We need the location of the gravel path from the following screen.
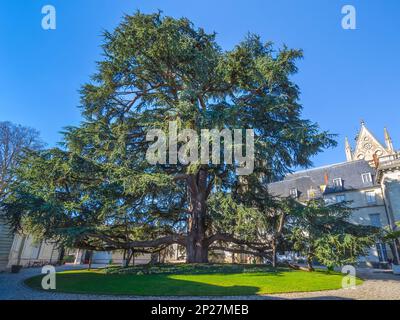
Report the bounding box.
[0,265,399,300]
[269,269,400,300]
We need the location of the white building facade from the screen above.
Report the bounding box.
[0,218,61,271]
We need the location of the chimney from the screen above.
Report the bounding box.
[373,153,380,168]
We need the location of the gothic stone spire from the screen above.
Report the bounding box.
[345,136,353,161]
[384,127,394,153]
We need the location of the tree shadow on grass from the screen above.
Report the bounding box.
[25,268,348,297]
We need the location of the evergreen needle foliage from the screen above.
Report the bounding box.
[3,12,356,264]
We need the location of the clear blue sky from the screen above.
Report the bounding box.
[1,0,399,167]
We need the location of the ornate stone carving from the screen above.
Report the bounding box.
[352,123,390,162]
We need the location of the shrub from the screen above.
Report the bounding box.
[104,263,279,275]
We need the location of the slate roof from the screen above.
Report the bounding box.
[267,160,377,199]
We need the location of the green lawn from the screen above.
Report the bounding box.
[25,265,362,296]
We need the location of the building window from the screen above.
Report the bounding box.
[376,243,388,262]
[361,173,372,184]
[369,213,381,227]
[333,178,343,188]
[289,188,298,198]
[335,194,346,203]
[365,191,376,204]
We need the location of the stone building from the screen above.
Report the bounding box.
[268,122,400,267]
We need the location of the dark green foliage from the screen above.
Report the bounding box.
[314,234,375,270]
[3,12,337,262]
[289,199,378,270]
[104,263,279,275]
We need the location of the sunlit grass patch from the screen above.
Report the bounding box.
[25,264,362,296]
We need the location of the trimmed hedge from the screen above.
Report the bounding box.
[104,263,283,275]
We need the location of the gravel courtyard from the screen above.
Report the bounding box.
[0,265,399,300]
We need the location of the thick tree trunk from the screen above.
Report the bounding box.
[186,235,209,263]
[186,171,209,263]
[272,212,286,268]
[186,201,209,263]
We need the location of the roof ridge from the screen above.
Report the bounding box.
[287,159,367,177]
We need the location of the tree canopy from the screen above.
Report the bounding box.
[3,12,339,263]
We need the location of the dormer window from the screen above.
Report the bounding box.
[333,178,343,188]
[289,188,298,198]
[362,173,372,184]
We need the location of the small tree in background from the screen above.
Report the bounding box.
[314,234,375,271]
[289,199,378,271]
[0,121,43,200]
